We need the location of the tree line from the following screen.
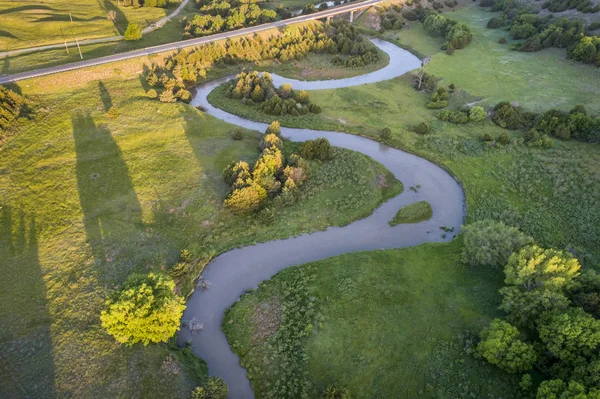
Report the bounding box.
[120,0,180,8]
[144,22,375,104]
[462,220,600,398]
[484,0,600,66]
[226,70,322,116]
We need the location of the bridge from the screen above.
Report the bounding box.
[0,0,382,85]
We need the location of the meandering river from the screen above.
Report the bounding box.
[178,39,465,398]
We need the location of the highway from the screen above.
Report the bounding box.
[0,0,381,85]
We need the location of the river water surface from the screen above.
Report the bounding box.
[178,39,465,398]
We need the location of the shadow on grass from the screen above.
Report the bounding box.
[99,0,129,36]
[0,5,54,15]
[72,112,142,282]
[0,207,57,398]
[98,81,113,112]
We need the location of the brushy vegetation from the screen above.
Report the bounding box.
[483,0,600,66]
[472,229,600,397]
[0,69,401,397]
[145,22,374,104]
[225,70,321,116]
[388,200,432,225]
[181,0,276,38]
[422,12,473,53]
[224,241,523,398]
[0,85,29,135]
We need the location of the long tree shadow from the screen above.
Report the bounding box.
[72,112,142,282]
[98,0,129,36]
[98,81,113,112]
[0,207,56,398]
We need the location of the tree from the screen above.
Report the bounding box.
[380,127,392,140]
[266,120,281,136]
[251,85,265,102]
[260,133,283,150]
[124,23,143,40]
[477,319,537,373]
[469,106,486,122]
[537,379,600,399]
[504,245,581,292]
[461,220,533,268]
[100,273,185,345]
[192,377,228,399]
[538,308,600,362]
[224,182,267,213]
[323,386,352,399]
[500,285,570,329]
[159,90,176,103]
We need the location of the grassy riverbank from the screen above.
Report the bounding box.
[224,240,522,398]
[0,59,401,396]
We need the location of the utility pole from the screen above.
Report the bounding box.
[60,27,69,54]
[69,12,83,59]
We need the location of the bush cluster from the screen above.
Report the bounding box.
[0,85,27,134]
[299,138,332,161]
[222,121,311,213]
[182,0,276,38]
[327,21,380,68]
[423,12,473,53]
[124,23,143,40]
[145,23,373,104]
[426,87,449,109]
[542,0,600,13]
[483,1,600,66]
[380,13,404,31]
[473,234,600,398]
[492,102,600,143]
[192,377,228,399]
[226,70,320,117]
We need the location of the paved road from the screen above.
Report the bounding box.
[178,39,465,398]
[0,0,192,58]
[0,0,382,85]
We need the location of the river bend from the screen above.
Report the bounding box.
[178,38,465,398]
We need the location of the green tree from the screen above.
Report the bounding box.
[323,386,352,399]
[461,220,533,268]
[100,273,185,345]
[536,379,600,399]
[504,245,581,292]
[469,106,486,122]
[124,23,143,41]
[192,377,228,399]
[477,319,537,373]
[538,308,600,362]
[251,85,265,102]
[225,182,267,213]
[499,286,569,329]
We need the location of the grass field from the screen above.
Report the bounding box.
[0,59,401,397]
[375,6,600,113]
[224,240,522,398]
[389,200,432,225]
[0,0,171,51]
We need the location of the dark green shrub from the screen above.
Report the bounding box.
[230,128,243,140]
[497,132,512,145]
[192,377,228,399]
[462,220,533,268]
[402,10,419,21]
[380,127,392,140]
[415,122,431,135]
[499,36,508,44]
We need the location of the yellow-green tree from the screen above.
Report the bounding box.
[100,273,185,345]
